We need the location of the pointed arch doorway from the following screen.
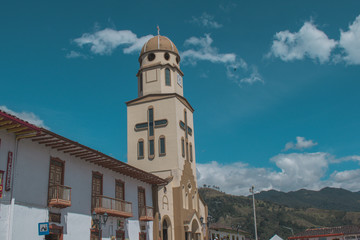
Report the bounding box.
[162,217,172,240]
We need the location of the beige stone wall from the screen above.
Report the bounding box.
[138,51,184,97]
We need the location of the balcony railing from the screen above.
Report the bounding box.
[139,206,154,221]
[93,195,133,218]
[48,185,71,208]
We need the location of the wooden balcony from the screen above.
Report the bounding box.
[93,195,133,218]
[139,206,154,221]
[48,185,71,208]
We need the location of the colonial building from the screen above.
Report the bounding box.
[127,34,208,240]
[0,110,166,240]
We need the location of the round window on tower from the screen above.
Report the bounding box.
[148,53,155,61]
[176,56,180,64]
[164,52,170,61]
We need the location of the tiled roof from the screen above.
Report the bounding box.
[289,225,360,239]
[0,109,167,185]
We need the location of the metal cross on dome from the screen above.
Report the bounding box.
[135,107,167,157]
[157,25,160,35]
[179,110,193,161]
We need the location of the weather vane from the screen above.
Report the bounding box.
[157,25,160,35]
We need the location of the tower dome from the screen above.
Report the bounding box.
[140,35,180,59]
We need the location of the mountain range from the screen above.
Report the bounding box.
[199,187,360,240]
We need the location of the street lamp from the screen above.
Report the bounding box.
[92,211,108,239]
[249,186,258,240]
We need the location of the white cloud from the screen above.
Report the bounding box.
[283,136,318,151]
[197,152,360,195]
[72,28,153,55]
[339,15,360,64]
[182,34,263,85]
[191,13,223,29]
[182,34,236,64]
[0,106,48,129]
[269,22,337,63]
[66,51,87,59]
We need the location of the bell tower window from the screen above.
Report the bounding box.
[165,68,171,86]
[139,73,143,95]
[148,53,155,61]
[181,137,185,158]
[138,139,144,159]
[159,136,166,156]
[189,143,193,162]
[134,106,168,160]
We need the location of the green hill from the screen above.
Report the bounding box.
[254,187,360,212]
[199,188,360,240]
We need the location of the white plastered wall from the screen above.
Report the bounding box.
[1,129,154,240]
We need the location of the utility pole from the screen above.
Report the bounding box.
[249,186,258,240]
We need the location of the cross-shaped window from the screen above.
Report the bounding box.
[135,107,167,159]
[179,109,193,161]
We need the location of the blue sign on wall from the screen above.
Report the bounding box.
[38,222,49,235]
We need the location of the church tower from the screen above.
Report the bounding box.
[127,33,208,240]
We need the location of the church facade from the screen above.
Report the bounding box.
[127,35,208,240]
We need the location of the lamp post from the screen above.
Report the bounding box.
[92,211,108,239]
[200,216,214,240]
[249,186,258,240]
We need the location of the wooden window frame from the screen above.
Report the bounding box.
[48,157,65,202]
[138,186,146,217]
[116,230,125,240]
[139,232,147,240]
[115,179,125,201]
[159,135,166,157]
[165,68,171,86]
[91,171,103,210]
[138,138,144,159]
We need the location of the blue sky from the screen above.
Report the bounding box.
[1,0,360,195]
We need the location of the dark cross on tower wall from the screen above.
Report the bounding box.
[135,107,167,159]
[179,110,193,161]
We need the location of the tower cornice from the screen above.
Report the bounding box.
[126,93,194,113]
[136,62,184,77]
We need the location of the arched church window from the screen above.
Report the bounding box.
[165,68,171,86]
[148,107,155,159]
[138,139,144,159]
[148,53,155,61]
[181,137,185,158]
[189,143,193,162]
[164,52,170,60]
[159,135,166,156]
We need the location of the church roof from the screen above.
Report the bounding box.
[140,35,179,57]
[0,109,167,185]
